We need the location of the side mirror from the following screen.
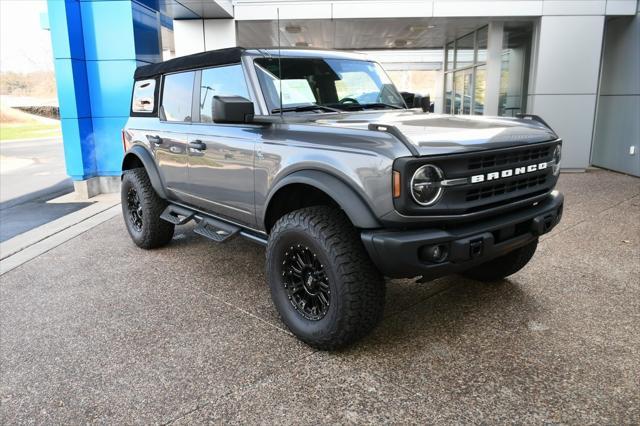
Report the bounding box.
[400,91,415,108]
[213,96,255,124]
[420,95,431,112]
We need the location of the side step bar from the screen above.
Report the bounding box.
[160,204,267,246]
[193,217,239,243]
[160,205,195,225]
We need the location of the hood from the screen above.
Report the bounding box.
[310,111,558,156]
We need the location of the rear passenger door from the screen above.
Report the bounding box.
[185,64,258,226]
[152,70,195,198]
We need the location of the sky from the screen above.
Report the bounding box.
[0,0,53,73]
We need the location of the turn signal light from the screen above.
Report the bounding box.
[393,171,401,198]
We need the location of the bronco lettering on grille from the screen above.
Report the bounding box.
[470,162,548,184]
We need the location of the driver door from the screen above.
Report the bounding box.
[184,64,258,227]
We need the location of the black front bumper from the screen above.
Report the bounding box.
[361,191,564,279]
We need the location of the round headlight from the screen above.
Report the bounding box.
[411,164,444,206]
[552,145,562,176]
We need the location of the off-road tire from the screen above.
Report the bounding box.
[121,168,174,249]
[462,239,538,282]
[266,206,385,350]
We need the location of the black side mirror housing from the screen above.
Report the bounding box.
[420,95,431,112]
[400,91,415,108]
[213,96,254,124]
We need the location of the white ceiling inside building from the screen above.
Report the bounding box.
[237,17,521,49]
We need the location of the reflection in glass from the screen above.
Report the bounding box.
[254,58,404,112]
[200,65,249,123]
[474,65,486,115]
[162,71,194,122]
[445,72,453,114]
[456,32,475,69]
[132,79,156,113]
[453,70,472,115]
[476,27,488,63]
[446,42,455,71]
[499,24,532,116]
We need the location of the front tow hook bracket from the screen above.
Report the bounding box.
[532,213,557,236]
[469,238,484,259]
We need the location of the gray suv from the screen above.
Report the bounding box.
[121,47,564,349]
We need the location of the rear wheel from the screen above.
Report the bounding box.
[266,206,385,350]
[121,168,174,249]
[462,239,538,282]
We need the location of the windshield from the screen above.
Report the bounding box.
[254,57,406,113]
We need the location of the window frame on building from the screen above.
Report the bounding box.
[444,26,488,116]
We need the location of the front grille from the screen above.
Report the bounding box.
[466,175,548,202]
[393,139,561,218]
[467,145,552,170]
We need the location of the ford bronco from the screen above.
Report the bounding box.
[121,47,563,349]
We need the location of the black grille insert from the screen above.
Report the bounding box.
[468,145,551,170]
[466,175,548,202]
[392,139,561,218]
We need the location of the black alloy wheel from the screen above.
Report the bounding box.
[120,168,174,249]
[281,244,331,321]
[126,187,144,232]
[266,206,386,350]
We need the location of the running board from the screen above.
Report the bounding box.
[161,203,266,245]
[161,205,195,225]
[193,217,239,243]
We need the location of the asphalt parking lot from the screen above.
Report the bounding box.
[1,169,638,424]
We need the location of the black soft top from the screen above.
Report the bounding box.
[134,47,245,80]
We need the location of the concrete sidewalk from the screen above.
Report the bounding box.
[0,170,638,424]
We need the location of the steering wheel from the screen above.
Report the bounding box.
[338,97,360,105]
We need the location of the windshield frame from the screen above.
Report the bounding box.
[252,56,406,115]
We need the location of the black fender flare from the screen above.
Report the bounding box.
[121,144,168,199]
[265,170,381,229]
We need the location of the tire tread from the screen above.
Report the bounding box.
[121,168,174,249]
[268,206,385,350]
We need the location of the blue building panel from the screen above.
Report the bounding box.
[60,117,97,180]
[48,0,166,182]
[54,58,92,119]
[80,0,136,61]
[85,60,137,118]
[92,117,128,176]
[132,1,162,64]
[47,0,85,60]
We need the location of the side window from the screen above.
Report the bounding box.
[161,71,195,122]
[132,79,156,113]
[199,64,249,123]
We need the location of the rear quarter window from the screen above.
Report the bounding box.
[132,79,156,113]
[161,71,195,122]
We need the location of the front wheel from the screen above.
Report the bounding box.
[266,206,385,350]
[121,168,174,249]
[462,239,538,282]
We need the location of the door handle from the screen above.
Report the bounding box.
[189,140,206,151]
[147,135,162,146]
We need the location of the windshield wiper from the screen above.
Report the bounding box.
[271,104,342,114]
[359,103,405,110]
[328,102,405,111]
